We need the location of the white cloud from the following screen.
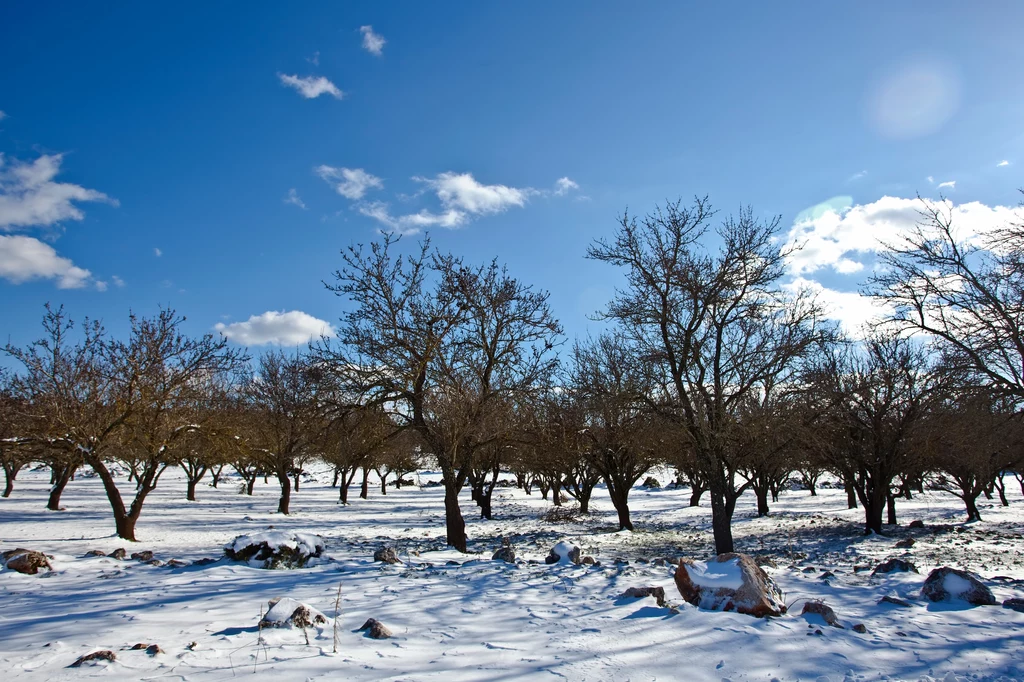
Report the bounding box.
[785,277,892,336]
[154,247,162,257]
[848,170,868,182]
[112,275,125,287]
[95,280,108,292]
[316,166,383,200]
[360,25,385,56]
[284,188,307,209]
[0,111,6,121]
[0,153,116,230]
[415,172,527,216]
[358,201,464,235]
[0,234,92,288]
[997,160,1010,167]
[306,51,320,66]
[927,176,934,184]
[278,73,343,100]
[937,180,956,190]
[783,195,1020,276]
[554,177,580,195]
[215,310,336,346]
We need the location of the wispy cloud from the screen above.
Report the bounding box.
[937,180,956,190]
[315,166,383,200]
[154,247,162,257]
[927,176,934,184]
[0,111,6,121]
[360,26,385,56]
[848,170,868,182]
[215,310,336,346]
[554,177,580,196]
[306,51,320,66]
[284,188,307,209]
[0,153,116,230]
[278,73,343,99]
[111,275,125,287]
[997,160,1010,167]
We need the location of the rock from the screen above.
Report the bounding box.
[445,560,460,566]
[802,566,817,573]
[1002,598,1024,613]
[492,546,516,563]
[193,557,217,566]
[145,644,163,656]
[921,567,997,605]
[620,586,667,607]
[878,596,912,607]
[872,558,917,575]
[819,571,836,581]
[166,559,189,568]
[85,550,106,557]
[755,555,778,569]
[224,532,326,569]
[373,546,401,565]
[358,618,392,639]
[642,476,661,489]
[130,551,154,562]
[674,552,786,618]
[545,541,581,565]
[801,600,842,628]
[582,556,596,565]
[259,597,329,628]
[852,623,867,633]
[129,643,148,650]
[109,548,127,560]
[145,559,164,567]
[895,537,915,549]
[908,520,925,529]
[1,549,52,575]
[70,650,116,667]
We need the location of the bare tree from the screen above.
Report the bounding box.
[322,235,561,552]
[588,199,829,553]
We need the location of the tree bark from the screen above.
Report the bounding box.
[2,462,19,498]
[443,482,467,552]
[277,469,292,514]
[47,463,77,511]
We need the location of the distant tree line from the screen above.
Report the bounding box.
[2,194,1023,549]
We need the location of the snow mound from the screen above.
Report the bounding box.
[224,532,326,569]
[921,566,996,606]
[546,541,581,565]
[260,597,329,628]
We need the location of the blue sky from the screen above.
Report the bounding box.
[2,2,1023,352]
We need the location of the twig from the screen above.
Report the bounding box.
[332,582,343,654]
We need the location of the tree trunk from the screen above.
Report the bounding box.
[993,474,1009,507]
[709,488,734,554]
[845,479,857,509]
[886,493,897,525]
[755,485,770,517]
[2,462,18,498]
[606,479,633,531]
[47,463,77,510]
[360,468,369,499]
[689,485,705,507]
[211,465,224,488]
[293,471,301,492]
[332,468,340,487]
[246,476,256,495]
[186,477,198,502]
[443,483,467,552]
[277,470,292,514]
[379,470,388,495]
[965,493,983,522]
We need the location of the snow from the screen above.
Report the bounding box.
[262,597,328,626]
[687,557,744,590]
[549,540,578,564]
[1,466,1023,681]
[942,572,976,599]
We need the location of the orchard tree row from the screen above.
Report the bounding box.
[3,195,1024,551]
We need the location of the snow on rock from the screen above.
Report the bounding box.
[871,558,918,575]
[223,531,326,569]
[800,600,842,628]
[674,552,786,617]
[921,567,997,605]
[619,585,668,607]
[260,597,329,628]
[545,541,581,565]
[1,548,52,575]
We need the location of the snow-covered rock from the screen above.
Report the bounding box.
[801,600,842,628]
[921,567,996,606]
[259,597,329,628]
[358,617,392,639]
[223,531,326,569]
[620,586,667,607]
[674,552,786,618]
[872,558,917,575]
[545,541,581,565]
[1,548,52,575]
[374,546,401,564]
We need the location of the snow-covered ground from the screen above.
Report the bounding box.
[2,467,1023,681]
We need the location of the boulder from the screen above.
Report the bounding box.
[145,644,163,656]
[921,567,997,606]
[801,600,842,628]
[642,477,661,489]
[224,532,326,569]
[545,541,581,565]
[358,618,392,639]
[878,595,913,607]
[852,623,867,633]
[620,586,667,607]
[85,550,106,557]
[908,520,925,529]
[130,551,154,562]
[259,597,329,628]
[674,552,786,618]
[1,548,52,575]
[166,559,189,568]
[1002,598,1024,613]
[70,650,116,667]
[374,546,401,564]
[872,558,917,575]
[109,548,127,560]
[492,546,516,563]
[581,556,596,565]
[895,537,915,549]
